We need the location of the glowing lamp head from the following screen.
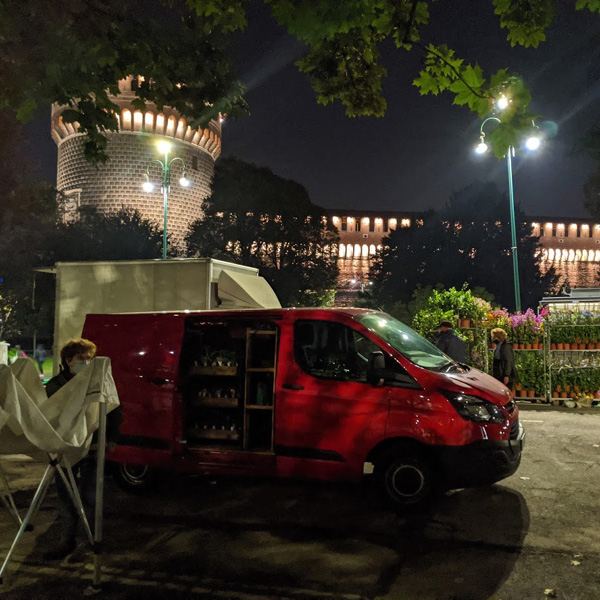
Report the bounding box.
[350,279,357,285]
[525,135,541,151]
[475,141,489,155]
[496,95,509,111]
[156,140,172,154]
[179,175,191,188]
[142,180,154,193]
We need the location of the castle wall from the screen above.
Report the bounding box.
[52,76,221,248]
[56,133,214,244]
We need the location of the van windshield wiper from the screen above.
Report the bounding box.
[439,361,471,373]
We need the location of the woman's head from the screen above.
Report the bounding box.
[491,328,507,342]
[60,338,97,372]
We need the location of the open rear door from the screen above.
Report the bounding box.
[217,271,281,309]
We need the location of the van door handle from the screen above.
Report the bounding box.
[282,383,304,390]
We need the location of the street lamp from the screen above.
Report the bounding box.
[350,277,373,293]
[475,116,542,312]
[143,140,190,260]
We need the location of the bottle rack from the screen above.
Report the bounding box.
[243,329,277,452]
[187,358,241,443]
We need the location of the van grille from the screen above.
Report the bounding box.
[510,418,519,440]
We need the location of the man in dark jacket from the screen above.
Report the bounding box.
[44,338,122,560]
[434,320,468,363]
[491,327,516,388]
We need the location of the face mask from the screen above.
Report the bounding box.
[71,360,89,374]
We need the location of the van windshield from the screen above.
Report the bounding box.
[357,313,453,370]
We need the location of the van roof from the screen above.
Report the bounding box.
[86,307,378,319]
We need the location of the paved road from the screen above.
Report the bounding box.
[0,409,599,600]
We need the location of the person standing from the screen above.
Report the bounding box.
[491,328,516,389]
[434,320,468,363]
[44,338,121,560]
[33,343,47,375]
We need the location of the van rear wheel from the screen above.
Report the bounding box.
[113,462,157,492]
[375,448,434,509]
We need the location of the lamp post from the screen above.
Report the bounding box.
[475,116,541,312]
[143,140,190,260]
[350,276,373,293]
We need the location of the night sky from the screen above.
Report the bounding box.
[27,1,600,218]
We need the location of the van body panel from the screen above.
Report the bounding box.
[84,312,185,455]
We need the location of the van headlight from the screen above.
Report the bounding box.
[442,391,505,424]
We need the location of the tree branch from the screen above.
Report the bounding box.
[412,41,489,100]
[401,0,420,45]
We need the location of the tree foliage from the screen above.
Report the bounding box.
[0,0,248,162]
[185,157,339,306]
[1,1,598,161]
[368,182,556,311]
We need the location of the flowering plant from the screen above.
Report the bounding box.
[509,309,543,344]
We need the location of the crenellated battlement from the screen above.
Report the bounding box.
[52,76,220,246]
[51,76,222,160]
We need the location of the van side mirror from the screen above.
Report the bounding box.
[367,351,421,389]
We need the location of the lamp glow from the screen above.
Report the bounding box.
[496,95,509,111]
[179,175,191,187]
[156,140,172,154]
[525,136,541,151]
[475,141,489,155]
[142,180,154,193]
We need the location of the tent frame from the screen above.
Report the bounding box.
[0,401,107,591]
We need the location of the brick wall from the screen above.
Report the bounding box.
[56,133,214,246]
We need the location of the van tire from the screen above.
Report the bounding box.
[375,447,435,510]
[112,462,157,493]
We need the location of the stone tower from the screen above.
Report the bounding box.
[51,76,222,244]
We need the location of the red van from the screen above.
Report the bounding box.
[82,308,524,507]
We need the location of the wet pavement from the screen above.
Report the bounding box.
[0,410,599,600]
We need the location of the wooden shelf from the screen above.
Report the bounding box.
[246,367,275,373]
[245,404,273,410]
[191,397,239,409]
[189,429,240,441]
[550,349,600,352]
[190,365,238,376]
[514,348,544,352]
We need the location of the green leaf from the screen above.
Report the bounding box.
[576,0,600,13]
[16,98,37,122]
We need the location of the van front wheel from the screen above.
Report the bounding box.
[113,462,157,492]
[375,449,434,509]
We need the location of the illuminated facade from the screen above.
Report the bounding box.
[51,76,221,243]
[325,210,600,296]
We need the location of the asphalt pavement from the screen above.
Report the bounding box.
[0,409,599,600]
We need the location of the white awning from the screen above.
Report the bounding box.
[217,270,281,309]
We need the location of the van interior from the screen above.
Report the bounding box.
[180,317,278,453]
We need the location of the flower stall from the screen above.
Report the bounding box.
[411,286,600,406]
[541,290,600,406]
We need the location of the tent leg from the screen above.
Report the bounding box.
[0,464,22,526]
[0,464,54,583]
[92,401,107,592]
[56,461,93,546]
